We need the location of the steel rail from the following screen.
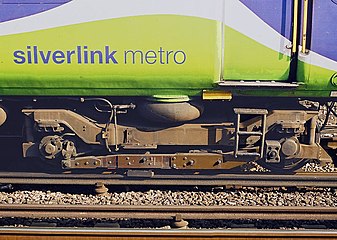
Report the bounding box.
[0,172,337,187]
[1,204,337,221]
[1,228,337,240]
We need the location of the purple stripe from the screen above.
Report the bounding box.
[0,0,71,23]
[3,0,70,3]
[310,0,337,61]
[239,0,293,40]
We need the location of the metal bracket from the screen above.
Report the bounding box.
[265,140,281,163]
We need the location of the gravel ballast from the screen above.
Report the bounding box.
[0,188,337,207]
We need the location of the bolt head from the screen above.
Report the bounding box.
[45,143,56,154]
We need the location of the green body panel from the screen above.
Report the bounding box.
[0,15,221,96]
[223,26,290,81]
[0,13,335,98]
[297,61,337,93]
[230,61,336,98]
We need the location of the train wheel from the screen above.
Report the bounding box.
[256,158,309,173]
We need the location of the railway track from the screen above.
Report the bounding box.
[1,172,337,187]
[1,190,337,239]
[1,204,337,221]
[1,228,337,240]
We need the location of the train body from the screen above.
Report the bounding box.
[0,0,336,174]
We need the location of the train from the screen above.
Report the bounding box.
[0,0,336,174]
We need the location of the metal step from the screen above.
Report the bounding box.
[219,81,299,88]
[238,131,263,136]
[234,108,268,115]
[236,152,261,157]
[234,108,267,159]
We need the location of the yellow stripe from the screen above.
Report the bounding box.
[301,0,309,54]
[292,0,299,54]
[202,90,232,100]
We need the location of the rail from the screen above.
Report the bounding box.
[0,172,337,187]
[1,204,337,221]
[1,228,337,240]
